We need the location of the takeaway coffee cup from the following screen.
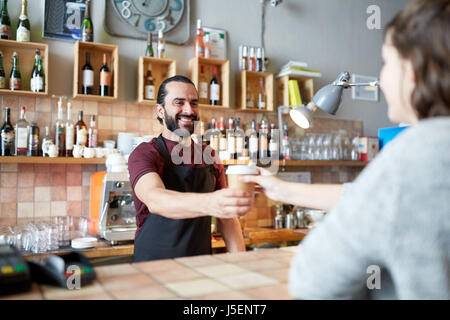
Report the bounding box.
[225,165,259,232]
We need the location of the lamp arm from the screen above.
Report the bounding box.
[333,80,379,88]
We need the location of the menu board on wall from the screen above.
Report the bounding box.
[43,0,86,41]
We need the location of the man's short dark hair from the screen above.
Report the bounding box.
[156,75,196,124]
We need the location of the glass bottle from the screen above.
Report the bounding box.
[55,98,65,157]
[15,106,29,156]
[241,45,248,71]
[81,0,93,42]
[41,126,53,157]
[281,122,292,160]
[198,65,208,104]
[194,19,204,58]
[248,120,258,161]
[204,32,212,59]
[144,63,155,100]
[27,120,39,156]
[31,50,44,93]
[259,118,269,161]
[209,118,220,151]
[88,115,97,148]
[16,0,30,42]
[1,107,14,156]
[248,47,256,72]
[226,117,236,160]
[75,111,87,147]
[0,51,5,89]
[256,47,263,72]
[246,83,255,109]
[65,102,74,157]
[269,123,280,160]
[257,77,266,110]
[99,53,111,97]
[145,32,154,57]
[209,66,220,105]
[82,52,94,94]
[157,29,166,59]
[9,52,21,91]
[0,0,11,40]
[234,118,245,159]
[218,117,227,156]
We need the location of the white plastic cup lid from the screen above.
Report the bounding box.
[225,165,258,175]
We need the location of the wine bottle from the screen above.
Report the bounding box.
[75,111,87,147]
[157,29,166,59]
[16,0,30,42]
[0,51,6,89]
[87,115,97,148]
[27,121,39,156]
[144,64,155,100]
[9,52,21,90]
[0,0,10,40]
[198,65,208,104]
[15,106,29,156]
[269,123,279,160]
[234,118,244,159]
[99,53,111,97]
[209,66,220,105]
[31,50,44,93]
[81,0,93,42]
[145,32,154,57]
[82,52,94,94]
[0,107,14,156]
[194,19,204,58]
[55,98,65,157]
[65,102,74,157]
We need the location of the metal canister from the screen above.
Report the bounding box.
[285,213,295,229]
[274,214,284,229]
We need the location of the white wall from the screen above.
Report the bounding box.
[5,0,409,135]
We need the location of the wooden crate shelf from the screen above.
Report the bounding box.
[0,156,105,164]
[0,39,49,95]
[137,56,176,104]
[188,57,230,108]
[236,70,274,112]
[73,41,119,101]
[276,74,314,107]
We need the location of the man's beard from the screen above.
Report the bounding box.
[164,108,198,136]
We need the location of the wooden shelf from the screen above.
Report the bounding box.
[198,104,229,110]
[0,39,49,95]
[0,156,106,164]
[137,56,176,104]
[276,74,314,106]
[236,70,274,111]
[222,160,366,167]
[73,41,119,101]
[188,57,230,108]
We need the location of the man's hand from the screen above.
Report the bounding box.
[207,188,254,219]
[240,167,284,202]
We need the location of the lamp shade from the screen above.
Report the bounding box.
[289,105,313,129]
[311,83,344,115]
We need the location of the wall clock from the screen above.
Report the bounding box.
[105,0,190,44]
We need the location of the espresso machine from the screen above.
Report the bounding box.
[90,172,137,245]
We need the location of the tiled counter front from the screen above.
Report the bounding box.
[2,246,299,300]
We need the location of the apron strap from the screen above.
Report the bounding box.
[156,134,171,167]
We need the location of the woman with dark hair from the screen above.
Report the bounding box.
[242,0,450,299]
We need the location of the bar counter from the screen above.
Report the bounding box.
[2,246,299,300]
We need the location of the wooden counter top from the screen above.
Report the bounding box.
[22,228,309,260]
[3,246,299,300]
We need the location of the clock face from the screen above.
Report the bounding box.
[111,0,185,34]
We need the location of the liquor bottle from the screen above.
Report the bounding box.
[234,118,245,159]
[55,98,65,157]
[144,64,155,100]
[0,0,11,40]
[218,117,227,157]
[82,52,94,94]
[257,77,266,110]
[65,102,74,157]
[248,47,256,72]
[226,117,236,160]
[81,0,93,42]
[41,126,52,157]
[9,52,21,90]
[204,32,212,59]
[246,84,255,109]
[209,118,219,151]
[157,29,166,59]
[99,53,111,97]
[0,51,5,89]
[27,121,39,156]
[31,50,44,93]
[210,66,220,105]
[15,106,29,156]
[194,19,204,58]
[240,46,248,71]
[16,0,30,42]
[281,122,292,160]
[1,107,14,156]
[145,32,154,57]
[249,120,258,161]
[269,123,280,160]
[259,118,269,161]
[75,111,87,147]
[256,47,264,72]
[198,65,208,104]
[88,115,97,148]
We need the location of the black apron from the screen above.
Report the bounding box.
[133,135,215,262]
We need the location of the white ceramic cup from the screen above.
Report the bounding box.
[48,144,58,158]
[95,147,105,158]
[83,147,95,159]
[73,145,84,158]
[103,140,115,149]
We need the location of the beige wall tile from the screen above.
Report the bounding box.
[112,117,126,131]
[1,172,17,188]
[51,201,67,216]
[18,187,34,202]
[17,202,34,218]
[67,186,82,201]
[1,187,17,203]
[83,101,98,115]
[35,187,51,202]
[1,163,18,172]
[112,103,126,117]
[34,202,50,218]
[0,203,17,218]
[98,115,112,130]
[35,97,51,113]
